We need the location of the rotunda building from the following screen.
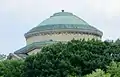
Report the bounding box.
[25,10,102,45]
[8,10,103,59]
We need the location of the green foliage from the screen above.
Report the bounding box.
[1,39,120,77]
[85,69,111,77]
[23,39,120,77]
[0,60,24,77]
[107,61,120,77]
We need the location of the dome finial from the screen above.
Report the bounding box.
[61,10,64,12]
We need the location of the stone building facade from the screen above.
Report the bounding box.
[8,10,103,59]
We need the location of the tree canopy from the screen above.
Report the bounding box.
[0,60,24,77]
[23,39,120,77]
[1,39,120,77]
[85,69,111,77]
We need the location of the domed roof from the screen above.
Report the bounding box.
[40,11,89,25]
[25,10,103,38]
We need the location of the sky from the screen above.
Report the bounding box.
[0,0,120,55]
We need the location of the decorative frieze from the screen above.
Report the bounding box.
[25,31,101,39]
[26,32,101,45]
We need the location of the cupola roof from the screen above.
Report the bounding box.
[25,10,103,38]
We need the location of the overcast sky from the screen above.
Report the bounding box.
[0,0,120,54]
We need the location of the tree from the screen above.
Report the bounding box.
[0,60,24,77]
[107,61,120,77]
[23,39,120,77]
[85,69,111,77]
[1,40,120,76]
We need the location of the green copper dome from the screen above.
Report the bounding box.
[40,12,89,25]
[25,10,103,38]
